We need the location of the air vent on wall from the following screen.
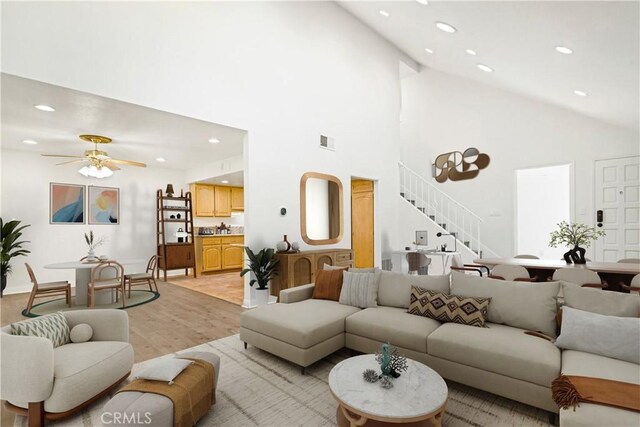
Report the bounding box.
[320,135,335,151]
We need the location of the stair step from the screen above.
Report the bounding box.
[428,215,436,221]
[410,200,416,206]
[438,224,447,230]
[464,241,470,247]
[418,207,426,213]
[400,192,405,198]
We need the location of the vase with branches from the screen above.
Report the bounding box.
[84,230,105,260]
[1,218,31,297]
[549,221,605,264]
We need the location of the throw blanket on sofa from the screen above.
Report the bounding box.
[119,358,216,427]
[552,375,640,413]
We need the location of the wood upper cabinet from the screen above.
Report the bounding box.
[194,184,214,217]
[202,245,222,271]
[214,186,232,217]
[231,187,244,211]
[222,245,244,269]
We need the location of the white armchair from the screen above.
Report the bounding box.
[1,309,134,426]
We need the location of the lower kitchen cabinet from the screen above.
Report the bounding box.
[195,235,244,275]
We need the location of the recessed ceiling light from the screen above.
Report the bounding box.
[416,0,429,5]
[424,48,434,54]
[574,90,588,97]
[477,64,494,73]
[555,46,573,55]
[34,104,55,112]
[466,49,477,56]
[221,180,229,184]
[22,139,38,145]
[156,157,166,162]
[436,22,456,33]
[208,138,220,144]
[379,10,389,17]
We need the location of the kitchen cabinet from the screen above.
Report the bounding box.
[214,186,232,217]
[195,235,244,275]
[193,184,214,217]
[231,187,244,211]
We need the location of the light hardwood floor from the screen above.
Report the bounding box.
[1,280,244,426]
[170,271,244,306]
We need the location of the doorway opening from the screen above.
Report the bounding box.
[351,179,375,268]
[516,164,571,259]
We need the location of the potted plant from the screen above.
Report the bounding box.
[240,247,279,306]
[84,230,105,260]
[549,221,605,264]
[1,218,31,297]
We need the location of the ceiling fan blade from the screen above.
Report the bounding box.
[103,161,121,171]
[56,159,87,166]
[108,158,147,168]
[41,154,86,159]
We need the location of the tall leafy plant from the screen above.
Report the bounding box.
[240,247,279,290]
[1,218,31,278]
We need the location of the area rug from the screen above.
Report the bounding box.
[13,335,550,426]
[22,290,159,317]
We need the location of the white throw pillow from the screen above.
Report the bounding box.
[339,271,379,308]
[70,323,93,343]
[135,358,193,384]
[562,282,640,317]
[555,306,640,364]
[450,271,560,337]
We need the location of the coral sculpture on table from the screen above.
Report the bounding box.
[363,369,379,383]
[376,343,408,379]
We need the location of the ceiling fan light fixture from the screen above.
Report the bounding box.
[79,165,113,179]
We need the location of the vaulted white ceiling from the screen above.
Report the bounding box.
[339,1,640,131]
[1,74,246,172]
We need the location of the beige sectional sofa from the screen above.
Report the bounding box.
[239,270,640,425]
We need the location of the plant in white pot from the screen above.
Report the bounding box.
[240,247,279,306]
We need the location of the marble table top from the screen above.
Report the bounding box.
[328,354,448,420]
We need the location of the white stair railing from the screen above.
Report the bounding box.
[399,161,483,256]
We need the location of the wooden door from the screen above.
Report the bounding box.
[231,187,244,211]
[351,179,374,268]
[203,245,222,271]
[222,245,244,269]
[214,186,232,217]
[195,185,214,217]
[595,156,640,261]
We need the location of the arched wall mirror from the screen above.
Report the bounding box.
[300,172,343,245]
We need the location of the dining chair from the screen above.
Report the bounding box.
[87,261,126,308]
[450,255,490,276]
[552,268,606,289]
[621,274,640,295]
[406,252,431,275]
[617,258,640,264]
[513,254,539,259]
[488,264,535,282]
[125,255,159,297]
[24,263,72,314]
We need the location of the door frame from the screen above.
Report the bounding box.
[513,162,575,256]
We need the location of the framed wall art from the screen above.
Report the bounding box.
[50,183,85,224]
[88,186,120,224]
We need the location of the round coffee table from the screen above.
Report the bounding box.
[329,354,448,427]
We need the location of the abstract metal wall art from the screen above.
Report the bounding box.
[432,147,490,183]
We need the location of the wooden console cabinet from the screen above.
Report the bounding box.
[270,249,353,296]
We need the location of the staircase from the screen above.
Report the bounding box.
[399,161,484,256]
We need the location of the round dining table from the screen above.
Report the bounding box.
[44,259,145,306]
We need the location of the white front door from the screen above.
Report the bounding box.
[594,156,640,262]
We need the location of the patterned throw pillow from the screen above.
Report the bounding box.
[407,286,491,327]
[339,271,379,308]
[11,312,71,347]
[313,269,346,301]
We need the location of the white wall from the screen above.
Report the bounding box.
[1,149,187,294]
[400,69,640,259]
[2,2,414,305]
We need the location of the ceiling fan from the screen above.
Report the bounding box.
[42,134,147,178]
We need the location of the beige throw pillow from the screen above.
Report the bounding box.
[377,270,450,308]
[339,271,379,308]
[450,272,559,337]
[135,358,193,384]
[562,282,640,317]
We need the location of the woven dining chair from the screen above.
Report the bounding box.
[87,261,126,308]
[125,255,159,297]
[24,263,71,314]
[488,264,535,282]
